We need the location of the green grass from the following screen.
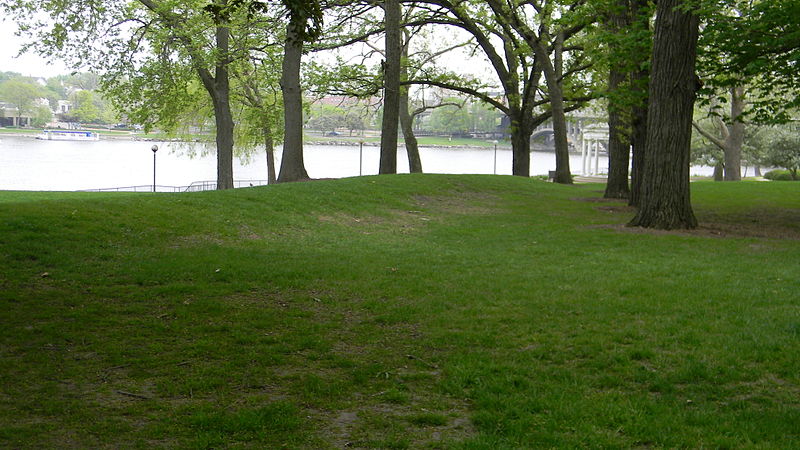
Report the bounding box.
[1,175,798,448]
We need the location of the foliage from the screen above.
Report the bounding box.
[763,169,797,181]
[424,97,470,134]
[0,78,44,119]
[30,104,53,127]
[699,0,800,124]
[752,125,800,179]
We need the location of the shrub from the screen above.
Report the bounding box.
[763,169,797,181]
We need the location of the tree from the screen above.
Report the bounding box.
[692,86,746,180]
[425,97,470,134]
[414,0,593,177]
[278,0,323,183]
[629,0,700,229]
[379,0,401,174]
[755,125,800,179]
[0,78,43,126]
[2,0,260,189]
[31,105,53,127]
[700,0,800,124]
[69,90,101,123]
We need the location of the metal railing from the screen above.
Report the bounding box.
[81,179,270,193]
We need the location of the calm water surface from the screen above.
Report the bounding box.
[1,134,691,191]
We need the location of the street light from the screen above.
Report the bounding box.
[492,140,498,175]
[151,144,158,192]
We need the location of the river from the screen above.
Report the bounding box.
[0,135,709,191]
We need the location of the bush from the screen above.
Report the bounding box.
[763,169,797,181]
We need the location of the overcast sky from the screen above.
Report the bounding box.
[0,19,70,78]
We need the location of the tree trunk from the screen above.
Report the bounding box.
[628,0,699,229]
[724,85,745,181]
[713,161,724,181]
[211,19,234,190]
[604,4,631,199]
[278,19,310,183]
[627,0,650,207]
[535,36,572,184]
[264,127,276,184]
[510,113,532,177]
[605,68,631,198]
[629,74,648,207]
[399,40,422,173]
[379,0,401,174]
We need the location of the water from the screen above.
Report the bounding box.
[0,135,710,191]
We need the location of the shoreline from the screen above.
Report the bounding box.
[0,130,523,151]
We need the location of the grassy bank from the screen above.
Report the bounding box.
[1,175,798,448]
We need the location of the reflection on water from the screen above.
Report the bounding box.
[0,135,709,191]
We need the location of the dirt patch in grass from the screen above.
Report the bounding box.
[314,397,475,449]
[413,192,500,216]
[591,219,800,240]
[573,196,629,203]
[169,234,225,248]
[580,196,800,240]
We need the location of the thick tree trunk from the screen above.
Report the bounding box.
[605,68,631,198]
[713,161,724,181]
[629,0,699,229]
[211,20,234,190]
[535,37,571,184]
[629,72,648,207]
[604,4,631,199]
[399,42,422,173]
[264,127,276,184]
[278,19,310,183]
[510,114,532,177]
[379,0,401,174]
[724,85,745,181]
[399,92,422,173]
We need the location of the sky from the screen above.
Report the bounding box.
[0,19,70,78]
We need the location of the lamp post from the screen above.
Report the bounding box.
[151,144,158,192]
[492,140,498,175]
[359,140,364,176]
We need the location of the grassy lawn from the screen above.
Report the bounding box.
[0,175,798,448]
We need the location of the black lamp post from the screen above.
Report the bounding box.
[359,140,364,176]
[151,144,158,192]
[493,140,498,175]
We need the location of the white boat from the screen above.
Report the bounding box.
[37,130,100,141]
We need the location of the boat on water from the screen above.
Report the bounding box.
[37,130,100,141]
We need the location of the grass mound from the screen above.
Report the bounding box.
[1,175,798,448]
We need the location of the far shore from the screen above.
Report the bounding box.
[1,128,520,151]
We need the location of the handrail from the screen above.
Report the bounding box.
[81,180,270,193]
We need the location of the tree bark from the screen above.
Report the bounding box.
[605,68,631,198]
[510,114,532,176]
[264,127,276,184]
[604,3,632,199]
[379,0,401,174]
[212,24,234,191]
[628,0,699,229]
[278,18,310,183]
[713,161,724,181]
[724,85,745,181]
[399,38,422,173]
[535,35,572,184]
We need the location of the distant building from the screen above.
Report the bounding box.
[0,102,31,127]
[57,100,73,114]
